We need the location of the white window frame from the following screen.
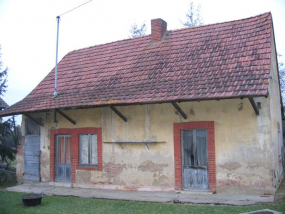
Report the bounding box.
[79,134,98,167]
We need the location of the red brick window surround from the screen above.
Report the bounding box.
[173,121,216,192]
[50,127,102,183]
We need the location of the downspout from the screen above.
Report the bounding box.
[54,16,60,97]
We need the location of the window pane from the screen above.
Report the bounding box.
[65,137,71,164]
[58,137,65,163]
[90,134,98,165]
[80,134,89,165]
[182,130,193,166]
[196,130,208,166]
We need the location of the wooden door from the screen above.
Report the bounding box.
[182,129,208,190]
[24,135,40,181]
[55,135,71,182]
[24,118,41,182]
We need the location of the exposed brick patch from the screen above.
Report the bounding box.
[173,121,216,192]
[50,127,102,184]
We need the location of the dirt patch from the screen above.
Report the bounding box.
[76,170,91,184]
[152,175,169,186]
[102,158,127,184]
[219,162,241,171]
[138,160,168,173]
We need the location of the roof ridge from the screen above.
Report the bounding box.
[68,12,271,55]
[169,12,271,33]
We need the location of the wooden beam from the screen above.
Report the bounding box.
[171,102,187,119]
[54,111,57,123]
[248,97,259,116]
[110,106,128,122]
[57,110,76,125]
[24,114,44,127]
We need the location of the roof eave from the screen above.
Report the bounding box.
[0,94,268,117]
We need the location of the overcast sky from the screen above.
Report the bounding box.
[0,0,284,124]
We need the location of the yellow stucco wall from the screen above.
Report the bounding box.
[17,88,282,194]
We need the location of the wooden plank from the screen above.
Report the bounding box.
[57,110,76,125]
[110,106,128,122]
[24,174,40,182]
[24,135,40,182]
[248,97,259,115]
[171,102,187,119]
[104,141,162,144]
[104,141,165,149]
[24,114,43,127]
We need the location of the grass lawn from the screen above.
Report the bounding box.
[0,191,284,214]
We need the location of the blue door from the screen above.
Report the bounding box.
[56,135,71,182]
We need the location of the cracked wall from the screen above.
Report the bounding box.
[19,86,282,194]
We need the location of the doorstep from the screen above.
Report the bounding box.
[48,182,72,188]
[178,190,213,195]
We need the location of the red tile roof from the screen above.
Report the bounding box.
[0,12,273,116]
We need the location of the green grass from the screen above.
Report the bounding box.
[0,172,17,190]
[0,191,284,214]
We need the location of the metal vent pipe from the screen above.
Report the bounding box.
[54,16,60,97]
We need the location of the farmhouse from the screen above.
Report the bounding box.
[0,12,283,194]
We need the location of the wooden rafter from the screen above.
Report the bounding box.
[110,106,128,122]
[171,102,187,119]
[24,114,44,127]
[54,111,57,123]
[56,110,76,125]
[248,97,259,116]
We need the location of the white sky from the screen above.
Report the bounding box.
[0,0,284,124]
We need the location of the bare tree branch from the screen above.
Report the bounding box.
[182,2,203,27]
[129,22,147,38]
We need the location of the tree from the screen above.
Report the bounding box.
[0,46,20,166]
[8,117,20,150]
[182,2,203,27]
[129,22,147,38]
[0,46,7,96]
[0,120,15,164]
[278,54,285,107]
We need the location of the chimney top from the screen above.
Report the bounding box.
[151,18,167,43]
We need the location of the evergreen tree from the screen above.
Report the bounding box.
[0,46,20,165]
[0,46,7,96]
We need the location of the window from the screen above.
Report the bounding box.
[79,134,98,166]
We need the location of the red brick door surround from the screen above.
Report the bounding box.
[173,121,216,192]
[50,128,102,183]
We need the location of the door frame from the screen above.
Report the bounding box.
[55,135,71,182]
[181,129,208,190]
[174,121,216,192]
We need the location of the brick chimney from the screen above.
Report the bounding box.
[151,18,167,43]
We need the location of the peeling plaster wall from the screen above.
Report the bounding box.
[214,97,276,194]
[20,92,281,193]
[16,135,25,184]
[38,113,50,182]
[269,32,283,187]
